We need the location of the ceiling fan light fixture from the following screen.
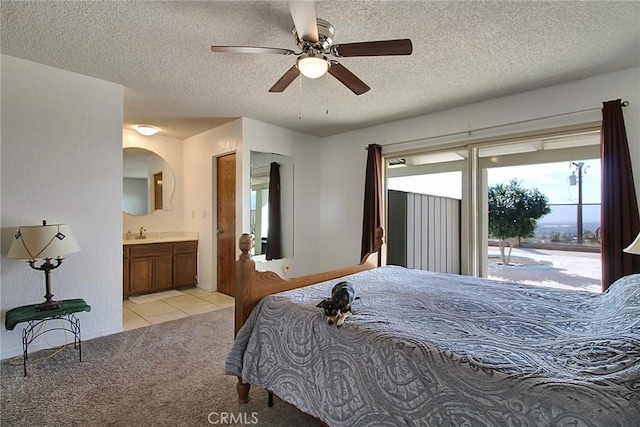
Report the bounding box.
[134,125,159,136]
[297,54,330,79]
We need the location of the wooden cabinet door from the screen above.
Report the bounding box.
[152,256,173,290]
[174,254,197,286]
[173,241,198,287]
[123,247,130,299]
[129,258,153,294]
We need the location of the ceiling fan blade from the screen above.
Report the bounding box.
[328,62,370,95]
[211,46,295,55]
[269,65,301,92]
[288,1,318,43]
[331,39,413,57]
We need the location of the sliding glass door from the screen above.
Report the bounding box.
[477,131,601,290]
[384,127,601,289]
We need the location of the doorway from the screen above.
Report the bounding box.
[216,153,236,296]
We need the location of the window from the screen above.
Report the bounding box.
[385,128,601,291]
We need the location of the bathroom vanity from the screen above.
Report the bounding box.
[123,232,198,298]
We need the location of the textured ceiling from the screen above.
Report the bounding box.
[2,1,639,139]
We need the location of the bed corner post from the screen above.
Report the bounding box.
[359,227,385,267]
[236,233,256,336]
[236,376,251,404]
[375,227,384,267]
[235,233,255,404]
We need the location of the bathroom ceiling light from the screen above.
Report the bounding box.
[134,125,159,136]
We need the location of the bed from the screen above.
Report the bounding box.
[225,229,640,426]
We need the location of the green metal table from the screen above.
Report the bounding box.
[5,299,91,376]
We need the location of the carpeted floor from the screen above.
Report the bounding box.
[1,308,315,426]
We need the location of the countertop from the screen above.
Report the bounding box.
[123,231,199,245]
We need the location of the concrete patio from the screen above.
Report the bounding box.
[487,247,602,293]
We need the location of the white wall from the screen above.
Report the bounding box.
[182,117,322,292]
[183,120,243,292]
[318,66,640,271]
[242,118,322,277]
[1,55,123,359]
[123,129,184,233]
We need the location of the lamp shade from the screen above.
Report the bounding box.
[8,222,80,260]
[623,231,640,255]
[297,55,329,79]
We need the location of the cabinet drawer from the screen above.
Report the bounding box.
[173,240,198,254]
[130,243,172,258]
[123,246,130,259]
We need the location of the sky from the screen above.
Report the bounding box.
[488,159,601,225]
[487,160,600,205]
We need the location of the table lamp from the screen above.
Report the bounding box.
[8,220,80,311]
[623,231,640,255]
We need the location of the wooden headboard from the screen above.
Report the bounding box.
[234,227,384,335]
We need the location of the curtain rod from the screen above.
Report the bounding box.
[369,100,629,150]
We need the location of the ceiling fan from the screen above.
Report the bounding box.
[210,1,413,95]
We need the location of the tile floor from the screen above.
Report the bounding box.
[123,287,234,331]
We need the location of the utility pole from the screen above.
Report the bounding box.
[570,162,584,244]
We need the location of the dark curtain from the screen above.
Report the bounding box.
[600,99,640,291]
[361,144,382,260]
[266,162,282,260]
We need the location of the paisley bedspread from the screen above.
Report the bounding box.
[225,266,640,426]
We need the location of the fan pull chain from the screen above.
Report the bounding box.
[298,76,303,120]
[326,73,330,115]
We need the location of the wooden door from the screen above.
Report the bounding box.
[216,153,236,296]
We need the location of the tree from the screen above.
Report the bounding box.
[488,179,551,265]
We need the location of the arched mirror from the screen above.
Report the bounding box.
[123,147,175,215]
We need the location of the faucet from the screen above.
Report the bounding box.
[137,227,147,239]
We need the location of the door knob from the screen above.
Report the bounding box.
[216,228,223,235]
